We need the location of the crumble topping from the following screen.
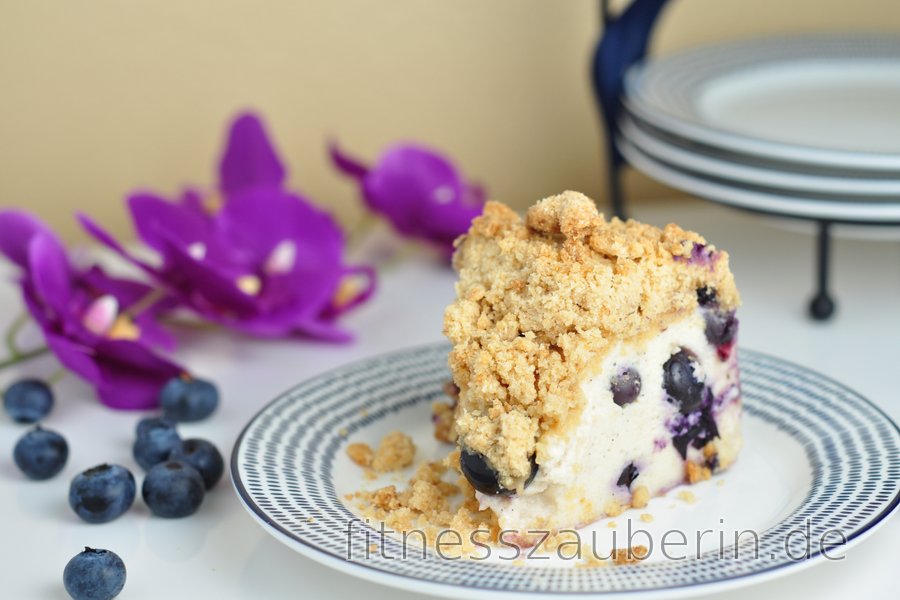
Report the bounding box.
[444,191,739,489]
[432,381,459,443]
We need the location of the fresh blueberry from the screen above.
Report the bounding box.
[160,377,219,423]
[13,425,68,480]
[460,449,537,496]
[168,438,224,489]
[135,415,176,438]
[704,310,738,347]
[696,286,717,307]
[63,547,126,600]
[3,378,54,423]
[663,349,705,414]
[142,460,206,518]
[68,464,136,524]
[617,462,639,488]
[133,417,180,470]
[611,367,641,406]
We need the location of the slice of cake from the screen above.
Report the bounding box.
[443,191,741,545]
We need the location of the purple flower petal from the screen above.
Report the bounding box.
[333,142,484,253]
[217,188,343,270]
[219,113,286,196]
[80,266,178,352]
[153,232,262,315]
[128,192,214,256]
[27,234,75,319]
[44,333,101,382]
[92,340,183,410]
[322,265,377,318]
[77,213,160,278]
[0,210,56,268]
[328,141,369,181]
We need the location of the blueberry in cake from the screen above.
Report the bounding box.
[443,191,741,545]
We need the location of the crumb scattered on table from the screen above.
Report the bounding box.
[640,513,654,523]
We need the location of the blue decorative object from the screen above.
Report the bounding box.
[591,0,670,218]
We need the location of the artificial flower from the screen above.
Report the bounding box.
[80,113,375,342]
[0,210,183,409]
[329,142,485,257]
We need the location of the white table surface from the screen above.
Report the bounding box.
[1,198,898,599]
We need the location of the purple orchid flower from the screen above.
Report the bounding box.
[79,113,376,342]
[0,210,184,410]
[329,141,485,257]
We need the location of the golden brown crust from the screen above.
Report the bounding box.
[443,191,740,488]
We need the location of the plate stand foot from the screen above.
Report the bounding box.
[809,220,836,320]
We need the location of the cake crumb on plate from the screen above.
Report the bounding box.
[677,490,697,504]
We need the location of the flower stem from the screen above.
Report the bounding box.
[5,312,28,357]
[47,367,67,386]
[0,346,50,371]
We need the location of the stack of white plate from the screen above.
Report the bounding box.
[618,35,900,224]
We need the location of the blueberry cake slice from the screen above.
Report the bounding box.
[443,191,741,545]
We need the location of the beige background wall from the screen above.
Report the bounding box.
[2,0,899,242]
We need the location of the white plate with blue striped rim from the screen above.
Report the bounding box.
[231,344,900,599]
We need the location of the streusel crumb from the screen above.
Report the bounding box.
[432,402,457,443]
[351,450,499,558]
[631,485,650,509]
[613,545,649,565]
[677,490,697,504]
[371,432,416,473]
[685,460,712,484]
[346,443,374,468]
[444,191,739,489]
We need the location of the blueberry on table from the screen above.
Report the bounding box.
[168,438,224,490]
[460,449,538,496]
[133,417,180,470]
[611,367,641,407]
[63,547,126,600]
[68,464,136,524]
[160,376,219,423]
[13,426,68,480]
[3,378,54,423]
[142,460,206,518]
[135,415,176,438]
[663,349,705,414]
